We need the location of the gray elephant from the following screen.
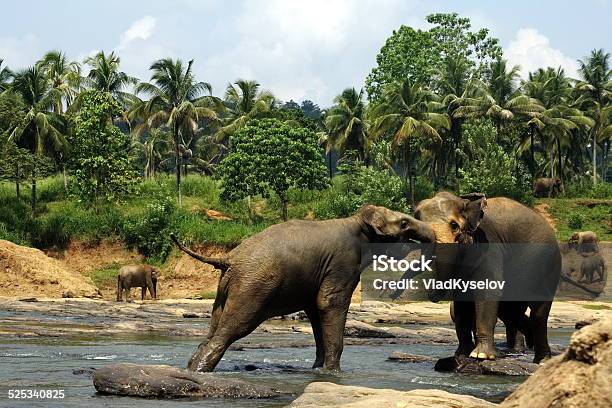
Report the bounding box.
[533,177,563,198]
[170,205,434,372]
[569,231,600,254]
[413,192,561,363]
[116,265,158,302]
[580,253,606,283]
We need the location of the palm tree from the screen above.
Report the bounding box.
[455,59,543,134]
[132,129,171,179]
[215,79,274,142]
[324,88,370,162]
[82,51,138,108]
[370,80,450,206]
[39,50,81,112]
[6,65,67,211]
[438,56,471,183]
[523,67,594,183]
[575,49,612,183]
[317,130,337,179]
[0,59,12,91]
[130,58,221,205]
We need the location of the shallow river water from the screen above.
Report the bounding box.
[0,310,573,407]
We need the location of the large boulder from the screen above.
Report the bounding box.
[0,240,100,298]
[289,382,495,408]
[501,316,612,408]
[92,364,278,399]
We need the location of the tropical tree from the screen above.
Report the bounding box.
[5,65,67,211]
[132,128,171,179]
[0,59,11,91]
[82,51,138,107]
[523,67,594,182]
[575,49,612,183]
[324,88,370,162]
[39,50,81,112]
[130,58,221,205]
[455,59,543,135]
[370,80,450,205]
[437,55,471,182]
[215,79,274,142]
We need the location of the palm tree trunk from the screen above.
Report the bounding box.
[31,168,36,213]
[174,125,182,206]
[62,163,68,194]
[530,125,535,180]
[280,195,288,221]
[556,137,563,185]
[327,150,333,180]
[592,131,597,184]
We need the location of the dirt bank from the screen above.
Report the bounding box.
[0,240,100,298]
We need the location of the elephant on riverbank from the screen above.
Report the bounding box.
[533,177,563,197]
[413,192,561,363]
[569,231,600,254]
[116,265,158,302]
[170,205,435,372]
[580,253,606,283]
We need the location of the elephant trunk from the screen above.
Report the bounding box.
[404,217,436,243]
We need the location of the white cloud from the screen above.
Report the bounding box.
[505,28,579,79]
[117,16,157,50]
[0,34,41,70]
[198,0,420,104]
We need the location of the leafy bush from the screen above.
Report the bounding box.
[122,196,175,261]
[459,121,533,205]
[564,180,612,199]
[315,167,410,218]
[567,212,585,229]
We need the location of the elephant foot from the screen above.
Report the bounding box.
[312,359,324,369]
[454,343,475,358]
[533,352,551,364]
[469,341,496,360]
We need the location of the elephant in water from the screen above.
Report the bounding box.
[116,265,158,302]
[171,205,435,372]
[413,192,562,363]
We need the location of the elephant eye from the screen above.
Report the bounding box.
[450,221,460,230]
[400,220,409,229]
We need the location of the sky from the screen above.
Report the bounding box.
[1,0,610,106]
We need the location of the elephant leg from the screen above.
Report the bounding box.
[146,282,155,300]
[498,303,526,351]
[305,306,324,368]
[141,287,146,300]
[318,305,349,372]
[187,291,268,372]
[470,300,498,360]
[530,301,552,363]
[452,301,475,357]
[116,277,123,302]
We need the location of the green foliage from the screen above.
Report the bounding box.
[459,121,532,204]
[87,262,122,287]
[122,196,175,261]
[219,118,328,219]
[567,212,585,229]
[564,180,612,199]
[543,198,611,241]
[69,91,138,203]
[365,13,501,101]
[315,167,410,219]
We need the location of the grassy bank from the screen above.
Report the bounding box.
[1,175,610,261]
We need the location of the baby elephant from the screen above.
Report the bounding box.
[580,253,606,284]
[116,265,158,301]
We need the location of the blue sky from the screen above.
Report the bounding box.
[1,0,610,106]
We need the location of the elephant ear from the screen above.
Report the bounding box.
[359,205,387,235]
[460,193,487,233]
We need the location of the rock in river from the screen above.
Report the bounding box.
[434,355,539,376]
[289,382,495,408]
[92,364,278,399]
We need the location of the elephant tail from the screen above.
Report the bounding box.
[560,275,601,296]
[170,233,229,272]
